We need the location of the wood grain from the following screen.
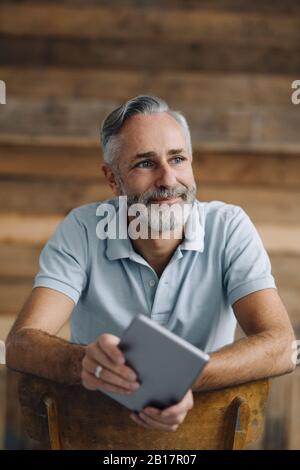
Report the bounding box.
[0,180,299,224]
[1,4,299,49]
[18,373,269,449]
[2,100,300,152]
[3,0,300,15]
[1,143,300,187]
[0,67,294,105]
[0,214,61,245]
[1,35,300,74]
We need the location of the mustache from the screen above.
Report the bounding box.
[144,187,188,204]
[128,186,193,206]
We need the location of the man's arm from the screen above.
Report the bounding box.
[5,287,85,384]
[192,288,296,392]
[6,287,140,392]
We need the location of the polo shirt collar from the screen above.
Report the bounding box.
[180,201,205,253]
[106,198,205,261]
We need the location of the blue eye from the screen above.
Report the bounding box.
[134,156,185,169]
[136,160,153,168]
[172,156,185,164]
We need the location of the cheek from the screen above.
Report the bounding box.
[177,167,195,185]
[127,171,154,189]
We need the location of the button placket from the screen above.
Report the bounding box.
[138,265,158,312]
[150,265,175,325]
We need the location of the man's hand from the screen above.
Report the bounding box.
[81,333,141,394]
[129,389,194,432]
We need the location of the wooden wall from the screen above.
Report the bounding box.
[0,0,300,449]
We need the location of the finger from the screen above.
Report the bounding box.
[82,355,140,391]
[142,408,187,425]
[82,355,140,392]
[130,413,152,430]
[81,369,134,395]
[85,345,138,383]
[161,391,194,418]
[143,403,184,420]
[97,367,140,392]
[138,411,179,432]
[81,368,99,391]
[98,334,125,365]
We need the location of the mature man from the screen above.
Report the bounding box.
[6,95,295,433]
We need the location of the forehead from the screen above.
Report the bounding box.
[118,112,188,155]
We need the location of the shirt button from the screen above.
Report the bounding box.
[149,280,156,287]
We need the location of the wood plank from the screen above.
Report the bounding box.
[276,286,300,325]
[1,35,300,75]
[0,99,111,141]
[0,144,105,181]
[0,180,300,223]
[1,4,299,49]
[1,143,300,187]
[0,315,16,343]
[5,0,300,16]
[2,100,300,152]
[258,226,300,255]
[0,279,34,314]
[0,244,41,278]
[270,254,300,286]
[0,99,111,140]
[0,134,96,148]
[0,214,61,245]
[199,186,300,225]
[0,180,109,214]
[0,67,295,106]
[0,180,299,224]
[1,131,300,155]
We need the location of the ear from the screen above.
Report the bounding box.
[101,164,121,196]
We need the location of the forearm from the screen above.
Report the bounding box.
[5,328,86,385]
[192,329,295,392]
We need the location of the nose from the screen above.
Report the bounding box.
[154,163,177,188]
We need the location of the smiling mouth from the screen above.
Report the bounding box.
[150,196,182,204]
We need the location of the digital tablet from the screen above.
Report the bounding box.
[99,314,209,412]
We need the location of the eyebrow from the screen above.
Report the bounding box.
[132,149,185,162]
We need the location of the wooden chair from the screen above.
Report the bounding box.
[18,372,269,450]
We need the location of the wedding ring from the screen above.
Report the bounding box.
[95,365,103,379]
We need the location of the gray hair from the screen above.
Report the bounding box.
[100,95,192,166]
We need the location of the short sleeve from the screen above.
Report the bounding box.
[33,209,88,305]
[223,206,276,306]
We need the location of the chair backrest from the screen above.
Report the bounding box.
[18,372,269,450]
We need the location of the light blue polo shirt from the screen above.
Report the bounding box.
[33,197,276,353]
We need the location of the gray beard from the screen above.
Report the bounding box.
[125,183,197,235]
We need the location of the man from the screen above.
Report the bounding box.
[6,95,295,433]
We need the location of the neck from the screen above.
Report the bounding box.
[129,224,184,277]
